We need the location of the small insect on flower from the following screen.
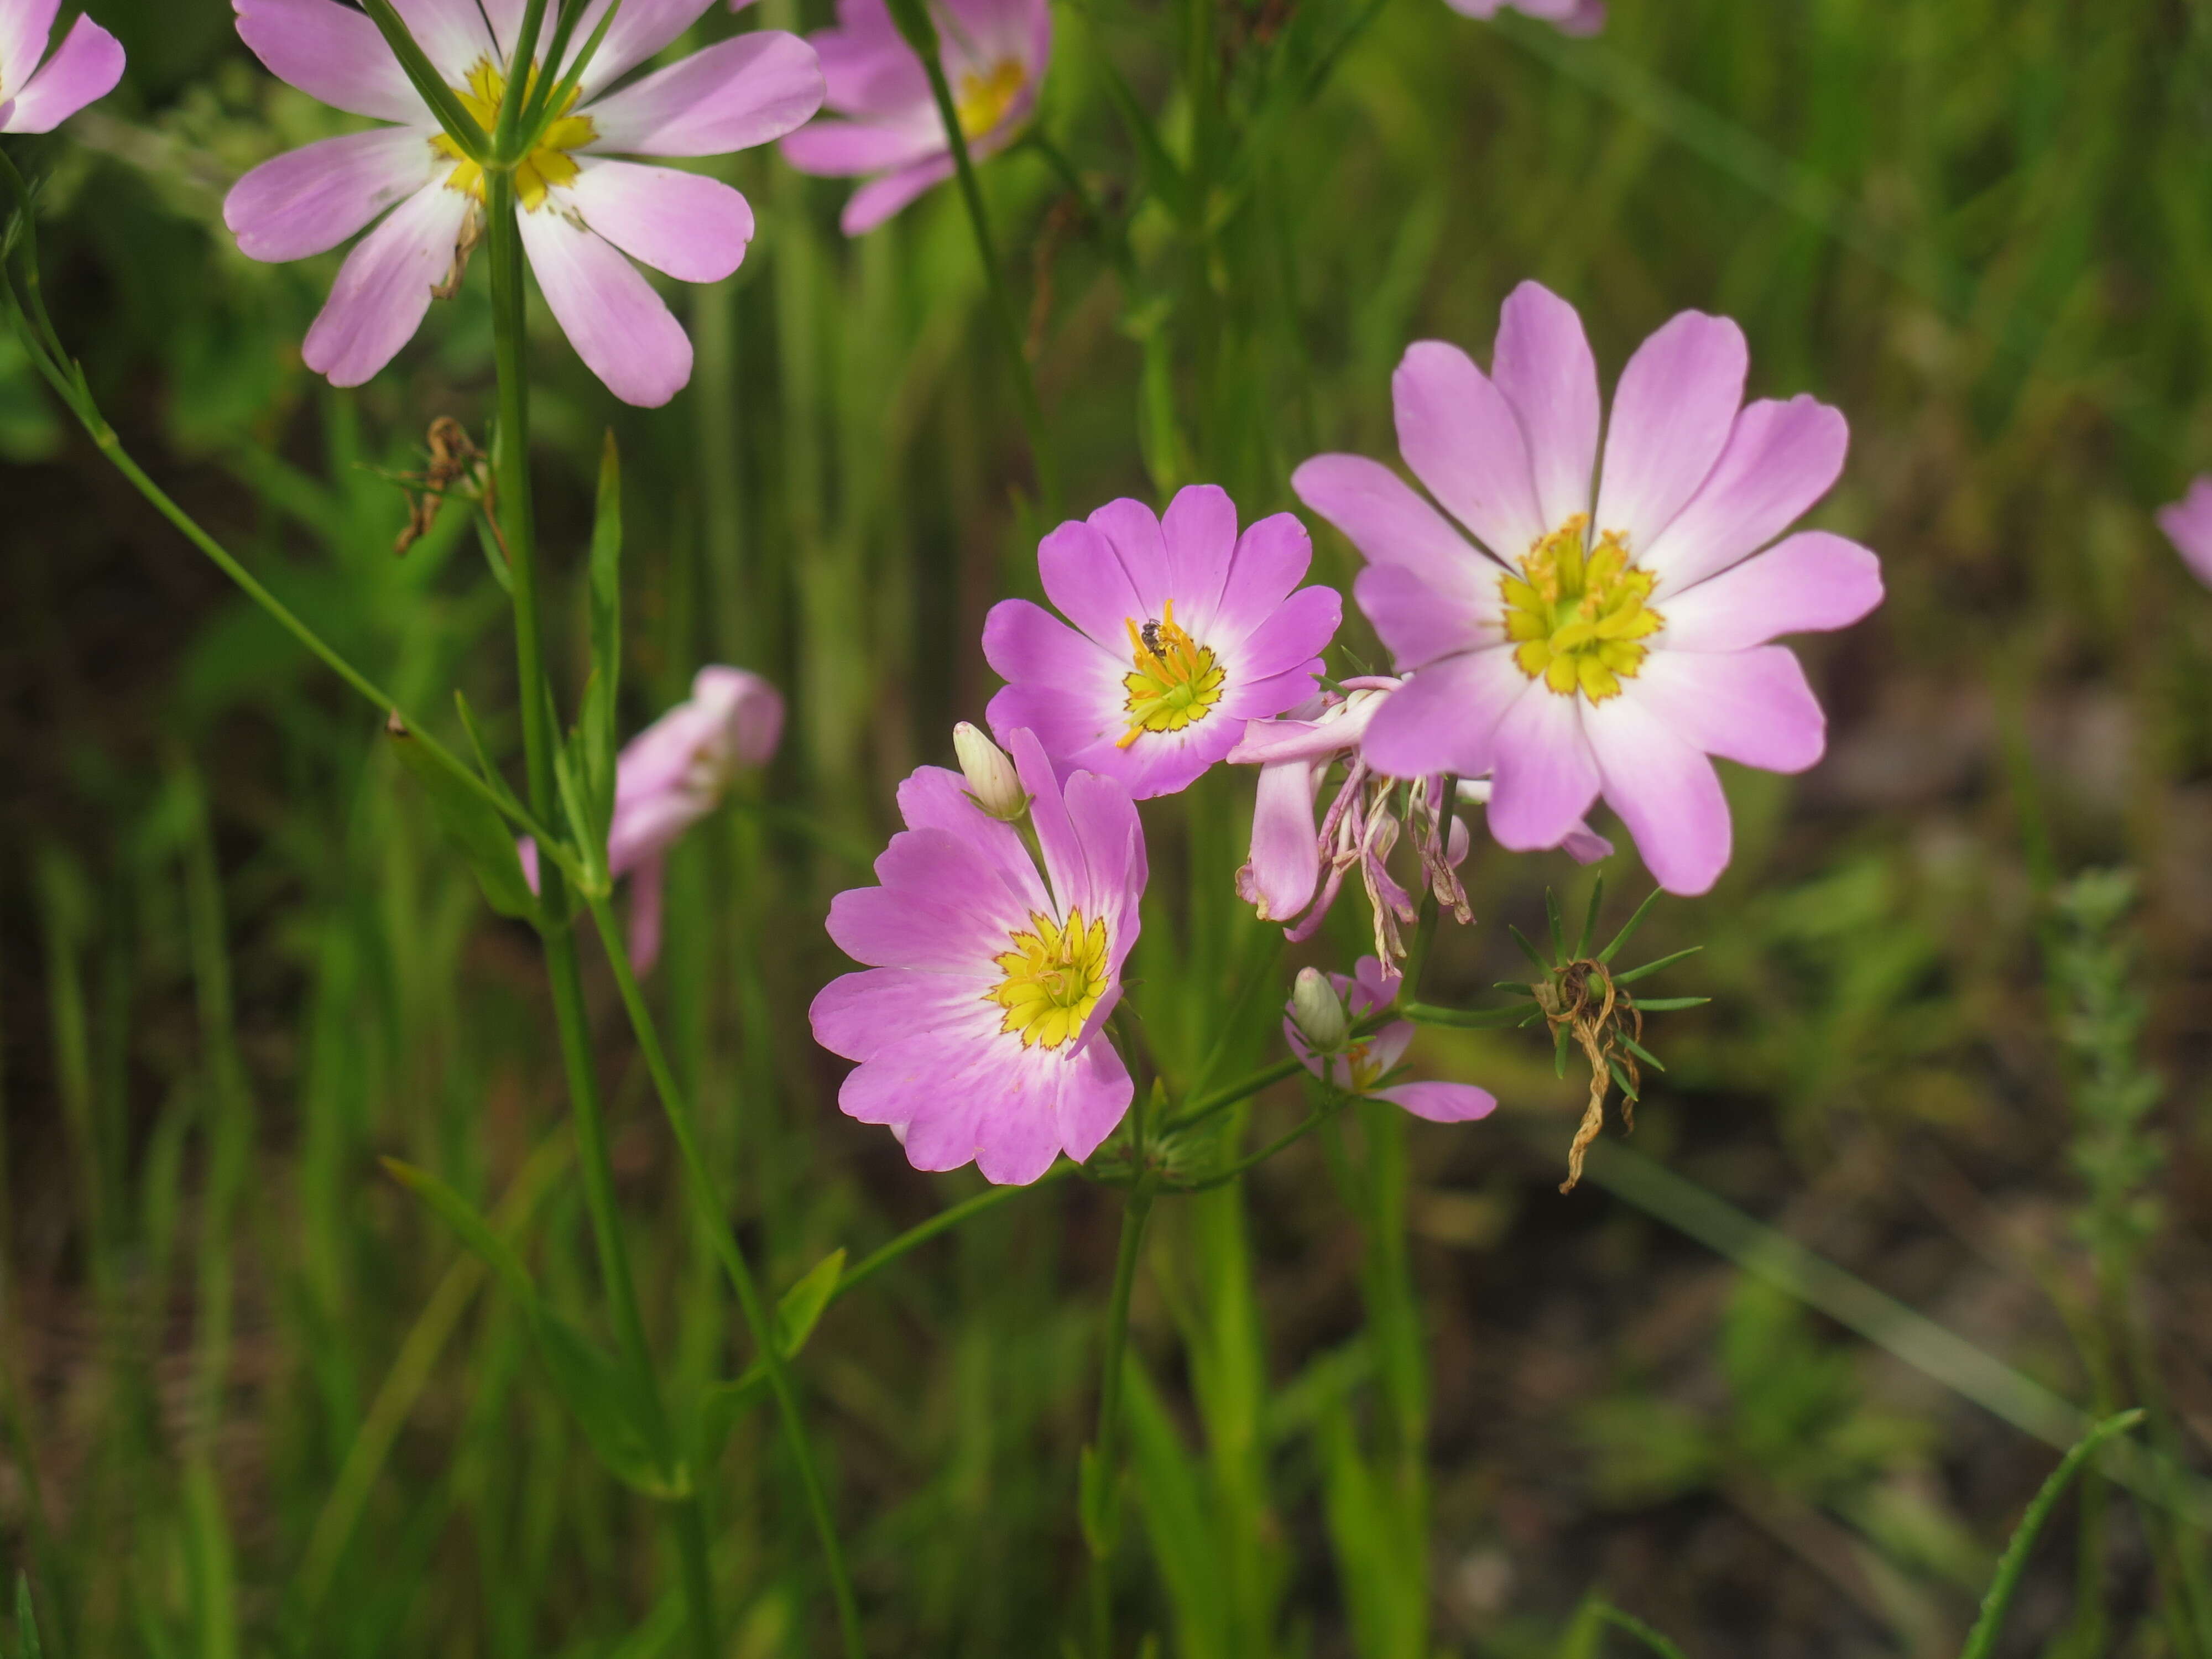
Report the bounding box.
[0,0,125,134]
[1284,957,1495,1123]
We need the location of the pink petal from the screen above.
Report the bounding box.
[1060,768,1147,960]
[1484,687,1601,852]
[301,178,471,388]
[1038,517,1146,650]
[1,13,122,132]
[983,598,1120,701]
[516,210,692,407]
[780,115,940,176]
[1352,561,1504,671]
[561,160,754,283]
[1657,530,1882,653]
[810,967,998,1062]
[2159,476,2212,589]
[1160,484,1241,630]
[1628,646,1826,774]
[1241,758,1321,922]
[1220,659,1329,722]
[0,0,58,101]
[839,153,953,234]
[565,0,723,98]
[1395,340,1548,560]
[233,0,428,125]
[386,0,497,82]
[1226,584,1341,684]
[1593,309,1747,554]
[1359,646,1530,780]
[1641,395,1849,598]
[1583,695,1733,896]
[828,831,1029,971]
[1087,498,1173,619]
[811,0,929,113]
[1374,1081,1496,1123]
[1054,1037,1135,1167]
[583,30,825,158]
[1292,452,1498,582]
[1493,280,1599,532]
[1210,510,1318,640]
[625,854,668,972]
[225,128,438,263]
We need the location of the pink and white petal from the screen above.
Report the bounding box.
[1353,562,1501,670]
[1593,309,1747,553]
[1484,688,1601,852]
[607,786,704,876]
[839,153,954,234]
[516,210,692,406]
[564,0,722,97]
[560,160,753,283]
[1292,452,1503,587]
[1395,340,1548,561]
[1219,659,1329,724]
[387,0,498,82]
[1224,584,1341,682]
[780,114,941,175]
[1641,396,1849,597]
[625,854,669,972]
[1359,646,1531,780]
[838,1029,994,1135]
[225,128,439,263]
[301,179,471,388]
[1087,497,1174,620]
[0,0,58,104]
[1208,511,1318,641]
[1112,721,1243,801]
[1055,1039,1135,1167]
[1039,517,1147,650]
[810,966,998,1063]
[895,766,1052,911]
[1583,696,1733,896]
[983,597,1120,693]
[1629,646,1826,774]
[829,881,1018,978]
[1007,728,1092,907]
[1493,280,1600,531]
[1159,484,1241,629]
[232,0,427,123]
[1061,769,1147,952]
[1657,530,1882,652]
[973,1073,1070,1184]
[1374,1081,1496,1123]
[1243,759,1321,922]
[985,683,1121,780]
[2159,476,2212,589]
[812,0,931,114]
[583,31,825,157]
[1561,820,1614,863]
[0,14,122,132]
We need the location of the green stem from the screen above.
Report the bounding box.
[1086,1176,1156,1659]
[1168,1103,1344,1193]
[1300,0,1395,105]
[487,174,715,1659]
[587,895,866,1659]
[1162,1010,1394,1136]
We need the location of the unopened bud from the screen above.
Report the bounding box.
[1290,967,1350,1051]
[954,722,1029,821]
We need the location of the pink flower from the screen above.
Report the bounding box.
[524,665,784,969]
[2159,476,2212,589]
[222,0,824,406]
[1444,0,1602,30]
[810,728,1147,1186]
[982,486,1342,800]
[1294,280,1884,897]
[1285,957,1496,1123]
[1231,677,1608,961]
[0,0,124,132]
[779,0,1047,235]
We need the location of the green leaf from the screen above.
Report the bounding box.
[1508,924,1551,973]
[1404,1000,1534,1030]
[1575,874,1606,958]
[1590,1600,1689,1659]
[1597,888,1665,963]
[1546,888,1567,961]
[1617,1032,1665,1073]
[385,719,538,922]
[694,1250,849,1462]
[380,1158,535,1308]
[357,0,489,159]
[1091,50,1198,224]
[1608,1058,1640,1103]
[1629,996,1710,1013]
[582,430,622,850]
[1078,1443,1120,1556]
[1612,945,1703,985]
[452,690,527,821]
[1553,1021,1573,1078]
[15,1574,40,1659]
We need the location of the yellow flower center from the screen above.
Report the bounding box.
[954,59,1027,140]
[435,59,598,211]
[1500,515,1664,702]
[988,909,1112,1050]
[1119,598,1227,748]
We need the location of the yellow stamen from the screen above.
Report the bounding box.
[1118,597,1227,749]
[954,59,1027,140]
[434,59,598,211]
[1500,515,1664,702]
[987,909,1112,1050]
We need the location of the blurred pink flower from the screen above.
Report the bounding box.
[1231,677,1608,961]
[524,665,784,970]
[810,728,1146,1186]
[983,486,1342,800]
[223,0,822,405]
[1285,956,1496,1123]
[0,0,124,132]
[1295,280,1883,898]
[2158,476,2212,589]
[779,0,1048,235]
[1444,0,1603,32]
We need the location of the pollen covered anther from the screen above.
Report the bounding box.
[435,59,598,211]
[1500,515,1663,702]
[988,908,1112,1049]
[1118,598,1228,748]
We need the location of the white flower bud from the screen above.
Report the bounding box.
[954,722,1029,821]
[1290,967,1350,1051]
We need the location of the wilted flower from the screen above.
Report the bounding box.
[810,728,1146,1185]
[984,485,1342,800]
[779,0,1048,235]
[1294,280,1883,896]
[223,0,823,405]
[1230,677,1608,961]
[0,0,124,132]
[523,665,783,969]
[1444,0,1603,32]
[2158,476,2212,589]
[1285,957,1495,1123]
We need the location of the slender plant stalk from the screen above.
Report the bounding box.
[1086,1066,1157,1659]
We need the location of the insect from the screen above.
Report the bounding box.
[1139,619,1166,655]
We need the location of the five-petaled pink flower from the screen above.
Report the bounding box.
[1294,280,1883,897]
[983,486,1342,801]
[810,728,1146,1186]
[1444,0,1603,31]
[0,0,125,133]
[778,0,1047,236]
[223,0,823,406]
[523,665,784,971]
[2158,476,2212,591]
[1286,956,1496,1123]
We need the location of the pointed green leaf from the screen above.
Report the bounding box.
[15,1574,40,1659]
[452,690,527,820]
[1546,888,1567,960]
[1508,924,1550,973]
[775,1248,845,1352]
[1608,1058,1640,1103]
[357,1,488,159]
[387,718,539,921]
[1597,888,1665,963]
[1618,1032,1665,1072]
[1404,1001,1534,1030]
[381,1157,536,1306]
[1575,874,1606,958]
[1078,1442,1120,1556]
[1590,1601,1689,1659]
[1630,996,1711,1013]
[1612,945,1703,985]
[695,1250,849,1461]
[1553,1021,1572,1078]
[583,430,622,848]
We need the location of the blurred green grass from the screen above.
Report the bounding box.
[7,0,2212,1654]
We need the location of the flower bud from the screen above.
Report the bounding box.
[954,722,1029,821]
[1290,966,1350,1051]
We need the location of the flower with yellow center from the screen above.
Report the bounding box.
[434,59,598,211]
[953,59,1027,140]
[988,909,1112,1050]
[1500,515,1664,702]
[1118,598,1228,748]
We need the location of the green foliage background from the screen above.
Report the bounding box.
[7,0,2212,1654]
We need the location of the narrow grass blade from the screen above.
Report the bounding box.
[1611,946,1702,986]
[1595,889,1663,964]
[1575,875,1605,958]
